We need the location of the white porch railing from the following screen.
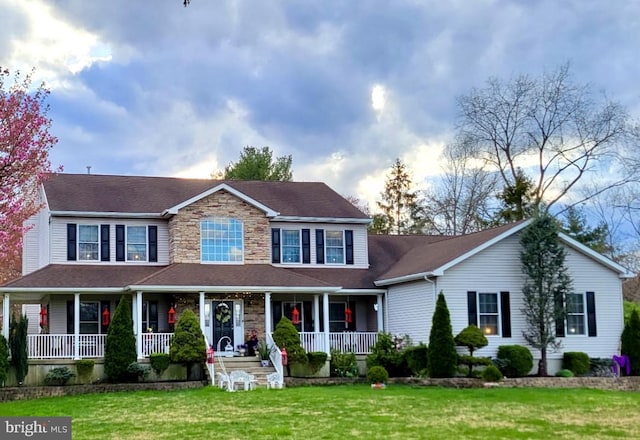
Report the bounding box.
[141,333,173,357]
[27,334,106,359]
[266,332,283,384]
[298,332,378,354]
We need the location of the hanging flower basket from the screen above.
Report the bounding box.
[215,302,231,324]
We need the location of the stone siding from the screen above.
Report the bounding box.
[168,190,270,264]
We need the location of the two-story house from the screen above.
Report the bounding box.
[1,173,635,380]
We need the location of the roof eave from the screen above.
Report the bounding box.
[50,211,163,219]
[374,272,435,287]
[126,285,342,293]
[273,216,371,224]
[1,287,125,294]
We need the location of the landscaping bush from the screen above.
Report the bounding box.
[495,345,533,377]
[307,352,328,374]
[481,365,502,382]
[272,316,307,367]
[330,350,359,377]
[402,343,428,376]
[127,362,151,382]
[76,359,95,381]
[0,335,9,387]
[104,296,137,383]
[366,333,410,377]
[589,357,615,377]
[458,356,492,378]
[556,369,574,377]
[9,315,29,385]
[150,353,171,375]
[455,324,488,378]
[562,352,590,376]
[170,309,206,380]
[367,365,389,384]
[621,309,640,376]
[427,292,457,378]
[44,367,75,386]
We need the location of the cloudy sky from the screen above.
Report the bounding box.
[2,0,640,211]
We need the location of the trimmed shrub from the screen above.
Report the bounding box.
[44,367,75,386]
[481,365,503,382]
[367,365,389,384]
[0,335,9,387]
[307,352,328,374]
[496,345,533,378]
[76,359,95,380]
[366,332,409,377]
[272,316,307,366]
[427,292,457,378]
[104,295,137,383]
[562,352,590,376]
[455,324,488,377]
[170,309,206,380]
[330,350,359,377]
[9,315,29,385]
[127,362,151,382]
[621,309,640,376]
[403,343,429,377]
[589,357,615,377]
[150,353,171,375]
[556,369,574,377]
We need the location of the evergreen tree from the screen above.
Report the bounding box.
[0,334,8,387]
[621,309,640,375]
[170,309,206,380]
[272,316,307,375]
[377,158,426,234]
[520,212,574,376]
[561,206,611,255]
[427,292,458,378]
[494,168,535,223]
[217,146,293,181]
[455,324,488,377]
[9,315,28,385]
[104,296,137,382]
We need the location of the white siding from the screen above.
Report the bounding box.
[22,208,50,275]
[270,222,369,268]
[387,280,434,345]
[434,234,624,370]
[50,217,169,265]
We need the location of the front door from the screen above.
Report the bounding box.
[212,300,243,354]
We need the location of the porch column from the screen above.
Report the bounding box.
[135,291,143,359]
[313,295,320,333]
[322,292,330,355]
[73,293,80,360]
[199,291,205,337]
[264,292,272,335]
[376,294,384,332]
[1,294,10,340]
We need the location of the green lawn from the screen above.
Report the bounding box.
[1,385,639,439]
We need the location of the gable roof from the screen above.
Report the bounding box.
[43,173,369,220]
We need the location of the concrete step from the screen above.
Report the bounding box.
[214,356,277,387]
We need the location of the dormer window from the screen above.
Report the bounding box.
[201,217,244,263]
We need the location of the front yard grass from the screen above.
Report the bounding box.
[1,384,639,439]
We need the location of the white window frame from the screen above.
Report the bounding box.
[325,230,345,264]
[478,292,501,336]
[200,217,244,263]
[281,229,301,264]
[126,225,148,262]
[78,224,99,261]
[566,292,586,336]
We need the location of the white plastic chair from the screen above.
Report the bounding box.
[229,370,256,391]
[266,372,284,389]
[217,372,230,390]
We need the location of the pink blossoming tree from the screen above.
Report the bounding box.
[0,68,59,282]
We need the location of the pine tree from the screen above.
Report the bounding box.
[170,309,206,380]
[104,296,137,382]
[376,158,425,234]
[520,212,574,376]
[621,309,640,375]
[427,292,458,378]
[272,316,307,375]
[0,334,11,386]
[455,324,488,377]
[9,315,28,385]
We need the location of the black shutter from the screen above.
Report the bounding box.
[100,224,110,262]
[467,291,477,326]
[148,225,158,262]
[586,291,597,337]
[100,300,110,334]
[67,300,74,334]
[67,224,77,261]
[316,229,325,264]
[345,230,354,265]
[303,301,313,332]
[302,229,310,264]
[272,301,282,331]
[555,292,565,337]
[116,225,125,261]
[500,291,511,338]
[271,228,280,263]
[149,301,159,332]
